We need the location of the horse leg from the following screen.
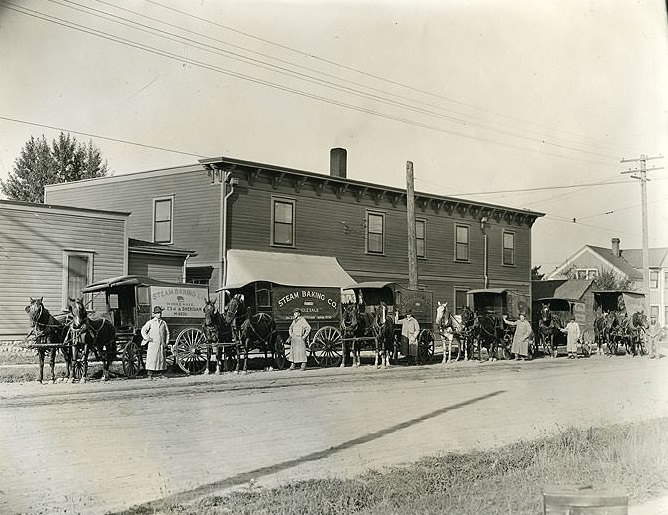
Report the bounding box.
[204,345,211,375]
[49,348,57,383]
[340,339,346,368]
[243,340,249,373]
[216,345,223,374]
[80,342,88,383]
[37,348,45,384]
[103,347,110,381]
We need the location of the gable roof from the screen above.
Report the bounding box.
[128,238,197,257]
[587,246,643,279]
[617,248,668,268]
[532,279,594,301]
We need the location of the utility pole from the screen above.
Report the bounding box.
[620,154,663,318]
[406,161,418,290]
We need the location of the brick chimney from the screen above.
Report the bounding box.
[611,238,620,257]
[330,148,347,179]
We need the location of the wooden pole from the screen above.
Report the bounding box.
[406,161,418,290]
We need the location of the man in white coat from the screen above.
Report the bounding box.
[141,306,170,379]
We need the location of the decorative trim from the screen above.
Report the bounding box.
[335,183,349,199]
[314,180,328,196]
[271,172,285,190]
[294,176,308,193]
[354,186,367,202]
[247,168,262,186]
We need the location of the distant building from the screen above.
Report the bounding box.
[547,237,668,324]
[46,149,544,314]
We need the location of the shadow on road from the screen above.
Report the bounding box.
[111,389,505,515]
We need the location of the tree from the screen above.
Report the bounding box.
[1,132,109,203]
[564,264,636,291]
[531,265,546,280]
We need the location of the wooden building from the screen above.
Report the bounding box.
[0,200,196,341]
[45,149,543,313]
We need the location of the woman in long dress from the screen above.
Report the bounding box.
[503,313,533,360]
[288,308,311,371]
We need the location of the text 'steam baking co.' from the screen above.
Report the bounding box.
[21,276,658,383]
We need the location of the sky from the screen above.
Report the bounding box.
[1,0,667,275]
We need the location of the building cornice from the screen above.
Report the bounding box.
[0,199,129,220]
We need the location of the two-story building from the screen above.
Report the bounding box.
[45,149,544,314]
[547,237,668,324]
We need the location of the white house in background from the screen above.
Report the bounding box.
[548,237,668,324]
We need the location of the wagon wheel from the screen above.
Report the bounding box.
[71,346,92,380]
[122,341,142,378]
[607,337,619,356]
[174,328,208,375]
[581,329,594,358]
[418,329,435,363]
[273,333,287,370]
[311,326,342,367]
[501,332,513,360]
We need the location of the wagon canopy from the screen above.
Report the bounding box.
[218,250,355,291]
[593,290,645,314]
[82,275,192,293]
[467,288,531,318]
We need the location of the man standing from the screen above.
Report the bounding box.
[141,306,170,379]
[560,316,581,359]
[648,315,663,359]
[288,308,311,371]
[396,310,420,363]
[503,312,533,361]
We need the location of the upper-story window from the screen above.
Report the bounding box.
[366,211,385,254]
[503,231,515,266]
[455,224,469,262]
[650,269,659,289]
[416,219,426,258]
[272,198,295,246]
[153,196,173,244]
[576,269,598,280]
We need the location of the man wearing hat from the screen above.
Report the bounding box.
[288,308,311,370]
[141,305,170,379]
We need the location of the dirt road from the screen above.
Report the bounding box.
[2,355,668,515]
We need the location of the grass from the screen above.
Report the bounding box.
[117,417,668,515]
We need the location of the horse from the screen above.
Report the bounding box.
[537,303,563,358]
[436,302,474,363]
[340,302,377,367]
[24,297,73,383]
[224,294,278,373]
[593,312,609,355]
[628,311,649,356]
[472,311,504,361]
[606,312,623,355]
[374,301,395,368]
[66,298,116,382]
[202,298,236,374]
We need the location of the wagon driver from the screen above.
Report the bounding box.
[503,312,533,361]
[288,308,311,371]
[141,306,170,379]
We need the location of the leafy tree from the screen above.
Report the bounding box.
[531,265,546,280]
[1,132,109,203]
[564,264,636,290]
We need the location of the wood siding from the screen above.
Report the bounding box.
[0,204,126,339]
[129,253,185,283]
[46,166,222,286]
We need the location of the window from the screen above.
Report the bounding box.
[256,282,272,308]
[664,271,668,290]
[62,251,93,306]
[650,270,659,289]
[502,231,515,266]
[455,224,469,261]
[650,305,659,319]
[576,268,598,280]
[664,306,668,325]
[366,211,385,254]
[416,219,426,258]
[455,288,468,314]
[272,198,295,246]
[153,197,173,244]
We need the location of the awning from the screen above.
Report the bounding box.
[217,250,356,291]
[342,281,397,291]
[82,275,202,293]
[467,288,510,295]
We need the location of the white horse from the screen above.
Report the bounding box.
[435,301,469,364]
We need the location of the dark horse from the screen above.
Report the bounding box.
[628,311,649,356]
[66,298,116,382]
[472,312,504,361]
[374,301,395,368]
[202,298,236,374]
[25,297,73,383]
[593,311,611,355]
[340,302,377,367]
[224,294,278,373]
[538,303,563,358]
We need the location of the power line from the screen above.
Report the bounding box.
[144,0,641,158]
[0,115,207,158]
[46,0,620,163]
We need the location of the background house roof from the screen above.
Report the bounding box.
[532,279,594,301]
[617,248,668,269]
[586,246,643,280]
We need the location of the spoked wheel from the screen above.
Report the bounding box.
[607,338,619,356]
[311,326,342,367]
[273,333,287,370]
[174,328,208,375]
[418,329,435,363]
[122,341,142,378]
[71,346,93,380]
[501,332,514,360]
